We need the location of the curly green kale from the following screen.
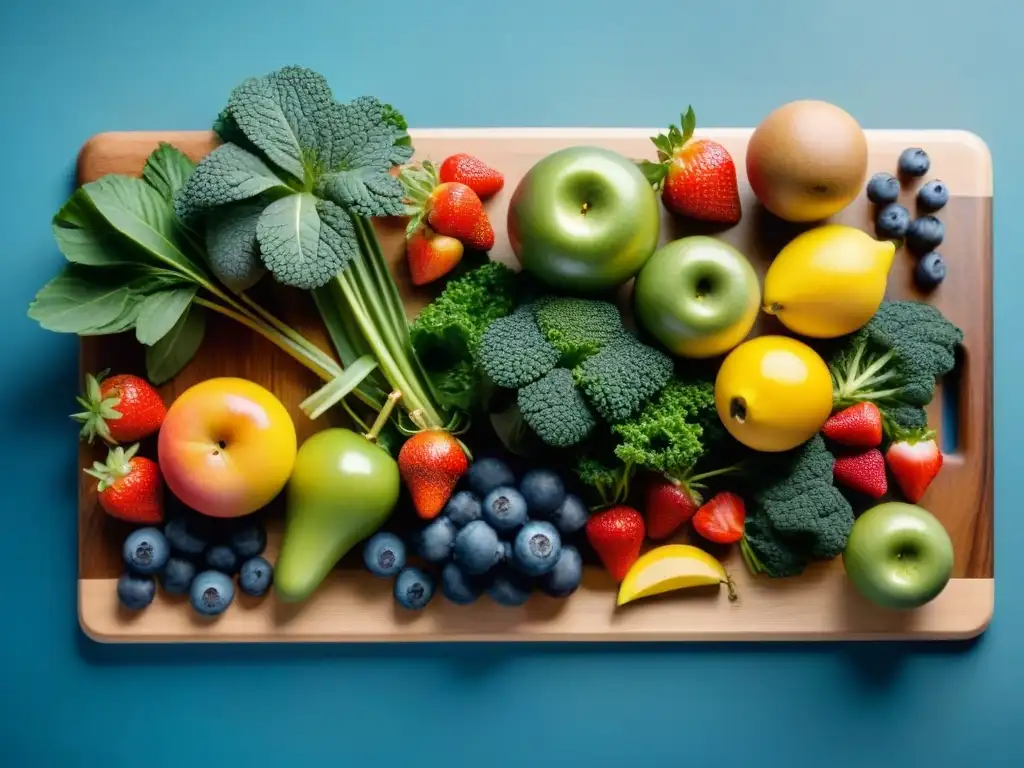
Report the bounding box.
[476,296,673,447]
[175,66,413,291]
[408,262,522,412]
[830,300,963,434]
[740,434,854,578]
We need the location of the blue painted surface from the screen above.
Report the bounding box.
[1,0,1020,764]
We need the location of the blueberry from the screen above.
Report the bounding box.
[117,572,156,610]
[914,252,947,291]
[394,567,436,610]
[228,522,267,559]
[866,172,900,205]
[917,180,949,212]
[122,527,170,574]
[363,532,407,577]
[898,147,930,177]
[513,521,562,576]
[440,562,482,605]
[540,546,584,598]
[875,203,911,239]
[482,487,529,535]
[519,469,566,517]
[163,515,208,556]
[487,569,532,607]
[467,457,515,498]
[444,490,482,528]
[239,556,274,597]
[453,520,504,575]
[159,557,196,595]
[418,517,456,563]
[907,215,945,255]
[205,544,238,574]
[189,571,235,616]
[548,494,589,535]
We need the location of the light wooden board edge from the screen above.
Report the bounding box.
[80,575,992,643]
[77,127,994,197]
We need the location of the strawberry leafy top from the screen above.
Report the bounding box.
[636,106,697,189]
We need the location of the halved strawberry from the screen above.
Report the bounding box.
[885,430,943,502]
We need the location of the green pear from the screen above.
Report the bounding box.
[274,428,400,603]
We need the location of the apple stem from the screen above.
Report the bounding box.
[365,391,403,444]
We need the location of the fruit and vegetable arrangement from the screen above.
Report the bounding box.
[29,66,970,626]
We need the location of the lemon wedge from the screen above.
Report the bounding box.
[617,544,736,607]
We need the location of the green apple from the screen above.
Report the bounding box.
[507,146,661,292]
[633,236,760,358]
[843,502,954,610]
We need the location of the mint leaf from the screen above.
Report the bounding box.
[145,304,206,384]
[205,201,266,292]
[135,286,197,345]
[143,143,195,202]
[174,143,291,223]
[85,175,210,280]
[256,193,357,289]
[27,265,135,334]
[319,167,408,218]
[226,66,337,182]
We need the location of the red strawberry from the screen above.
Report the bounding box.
[638,106,741,224]
[833,448,887,499]
[644,476,700,540]
[885,432,944,503]
[84,443,164,523]
[465,211,495,251]
[400,161,486,244]
[585,506,645,582]
[822,403,883,448]
[438,153,504,200]
[397,430,470,519]
[406,225,464,285]
[692,491,746,544]
[72,371,167,445]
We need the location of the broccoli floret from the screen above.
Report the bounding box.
[740,434,854,578]
[518,368,597,447]
[475,296,671,448]
[831,300,963,432]
[535,297,624,363]
[478,308,561,389]
[611,377,719,477]
[409,262,522,412]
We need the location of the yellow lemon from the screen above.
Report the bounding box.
[763,224,896,338]
[715,335,833,452]
[617,545,734,607]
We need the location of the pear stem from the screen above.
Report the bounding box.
[365,391,402,443]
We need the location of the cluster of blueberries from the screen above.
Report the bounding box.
[116,512,273,616]
[364,458,588,610]
[868,147,949,291]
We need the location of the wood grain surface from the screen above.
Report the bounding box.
[74,128,993,642]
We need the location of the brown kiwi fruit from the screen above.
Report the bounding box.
[746,100,868,223]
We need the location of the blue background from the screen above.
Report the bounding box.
[1,0,1019,764]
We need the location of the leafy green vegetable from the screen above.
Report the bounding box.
[476,296,672,447]
[204,202,266,292]
[145,303,206,385]
[143,142,197,203]
[830,300,963,434]
[134,286,196,345]
[739,434,854,578]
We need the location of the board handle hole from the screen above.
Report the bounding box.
[940,346,965,454]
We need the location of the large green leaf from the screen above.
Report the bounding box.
[26,265,135,334]
[51,190,135,268]
[143,143,195,202]
[255,193,357,290]
[145,303,206,384]
[225,66,337,182]
[84,175,210,281]
[205,201,266,292]
[318,167,409,218]
[173,143,291,223]
[135,286,197,345]
[329,95,414,171]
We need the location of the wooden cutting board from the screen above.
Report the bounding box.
[75,128,993,642]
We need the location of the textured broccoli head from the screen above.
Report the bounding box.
[611,377,718,477]
[742,434,854,576]
[534,297,625,364]
[517,367,597,447]
[475,296,672,448]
